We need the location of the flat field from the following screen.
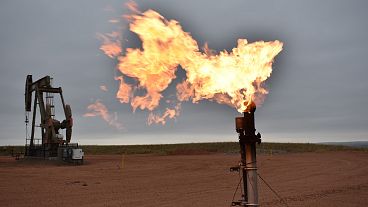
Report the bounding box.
[0,150,367,206]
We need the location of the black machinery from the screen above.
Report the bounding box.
[231,101,261,206]
[24,75,83,163]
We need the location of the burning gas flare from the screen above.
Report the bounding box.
[97,32,122,58]
[99,3,283,124]
[84,100,123,129]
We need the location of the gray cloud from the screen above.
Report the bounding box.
[0,0,367,145]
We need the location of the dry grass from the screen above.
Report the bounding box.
[1,142,365,156]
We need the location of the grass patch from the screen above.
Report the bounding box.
[1,142,365,156]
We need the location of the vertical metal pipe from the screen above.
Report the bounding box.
[239,139,248,202]
[245,143,258,205]
[243,104,259,206]
[234,102,260,206]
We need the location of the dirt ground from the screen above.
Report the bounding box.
[0,151,367,207]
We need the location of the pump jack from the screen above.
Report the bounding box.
[24,75,83,163]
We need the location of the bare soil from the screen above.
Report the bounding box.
[0,151,367,207]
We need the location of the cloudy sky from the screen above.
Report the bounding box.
[1,0,367,145]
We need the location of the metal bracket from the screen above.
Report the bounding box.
[230,166,240,172]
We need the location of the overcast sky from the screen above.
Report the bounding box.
[1,0,367,145]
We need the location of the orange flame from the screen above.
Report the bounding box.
[147,103,181,125]
[99,4,283,124]
[115,76,132,104]
[84,100,123,129]
[97,32,121,58]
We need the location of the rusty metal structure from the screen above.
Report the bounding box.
[231,102,261,206]
[24,75,83,163]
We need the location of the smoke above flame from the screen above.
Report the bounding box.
[84,100,123,130]
[99,2,283,125]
